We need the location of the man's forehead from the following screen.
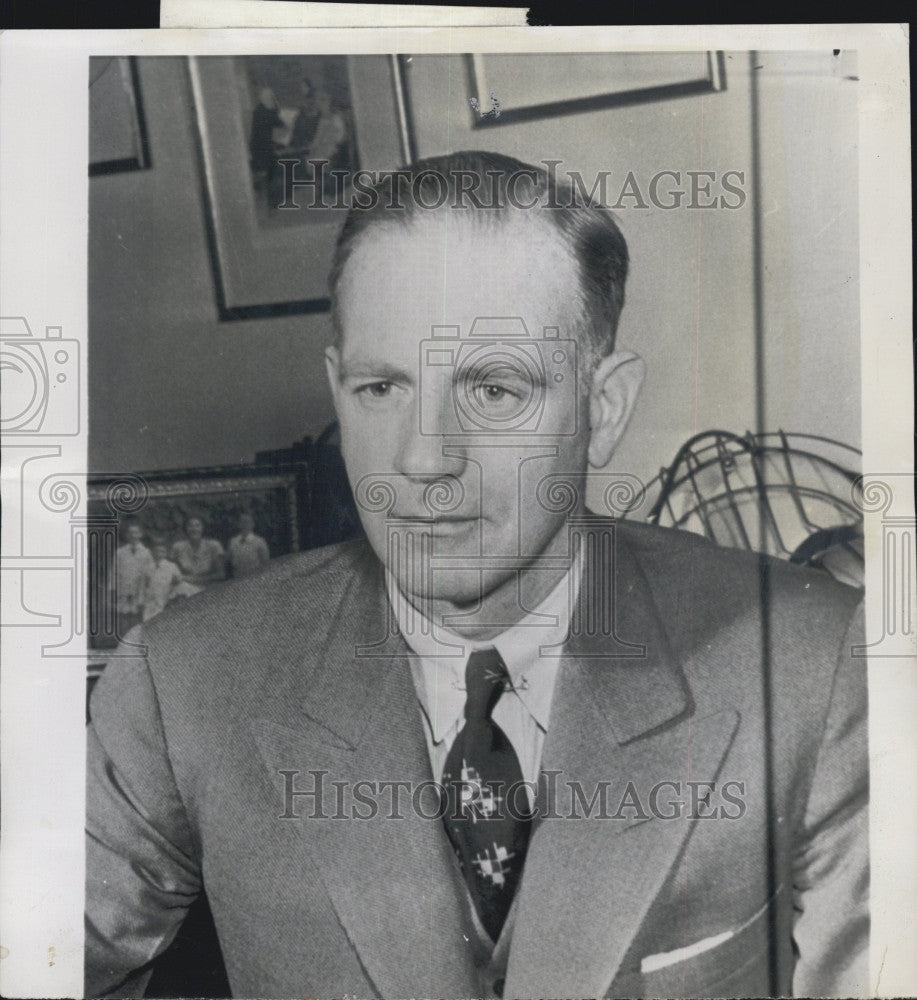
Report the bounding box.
[337,212,584,339]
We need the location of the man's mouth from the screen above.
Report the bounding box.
[383,513,483,536]
[388,513,477,524]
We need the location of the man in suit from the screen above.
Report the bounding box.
[86,151,867,998]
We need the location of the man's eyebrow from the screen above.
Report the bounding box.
[337,359,414,382]
[456,360,546,386]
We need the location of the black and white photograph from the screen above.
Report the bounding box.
[243,55,359,219]
[0,24,913,1000]
[186,54,405,316]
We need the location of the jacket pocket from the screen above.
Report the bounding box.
[611,902,776,999]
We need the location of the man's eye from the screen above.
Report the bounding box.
[357,381,393,398]
[473,383,519,404]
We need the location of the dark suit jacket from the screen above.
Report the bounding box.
[86,520,867,998]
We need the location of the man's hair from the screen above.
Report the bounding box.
[328,150,629,361]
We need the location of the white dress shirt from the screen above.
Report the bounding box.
[386,562,582,795]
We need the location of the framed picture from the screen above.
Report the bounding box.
[85,463,308,651]
[466,51,727,127]
[189,55,411,320]
[89,57,152,175]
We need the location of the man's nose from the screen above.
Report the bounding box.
[394,394,465,481]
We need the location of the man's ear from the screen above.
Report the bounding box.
[587,349,645,468]
[324,345,342,409]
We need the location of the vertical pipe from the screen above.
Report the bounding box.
[390,54,419,164]
[749,50,781,997]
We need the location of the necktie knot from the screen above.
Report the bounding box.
[464,648,509,723]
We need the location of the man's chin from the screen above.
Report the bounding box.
[394,567,505,612]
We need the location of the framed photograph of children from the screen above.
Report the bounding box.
[189,55,409,320]
[85,463,308,652]
[465,51,726,127]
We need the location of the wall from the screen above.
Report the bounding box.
[757,51,860,448]
[89,52,861,496]
[89,57,336,474]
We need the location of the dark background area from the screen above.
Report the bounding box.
[3,1,913,30]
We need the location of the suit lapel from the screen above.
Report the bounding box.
[250,551,478,998]
[504,527,740,999]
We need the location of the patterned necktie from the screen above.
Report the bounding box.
[441,648,532,941]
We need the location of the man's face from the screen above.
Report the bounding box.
[127,525,142,546]
[239,515,254,534]
[328,214,596,610]
[187,519,204,542]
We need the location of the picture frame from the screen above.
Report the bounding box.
[88,56,152,176]
[85,463,309,653]
[188,55,411,321]
[466,51,727,127]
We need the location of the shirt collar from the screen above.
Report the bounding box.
[386,556,582,743]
